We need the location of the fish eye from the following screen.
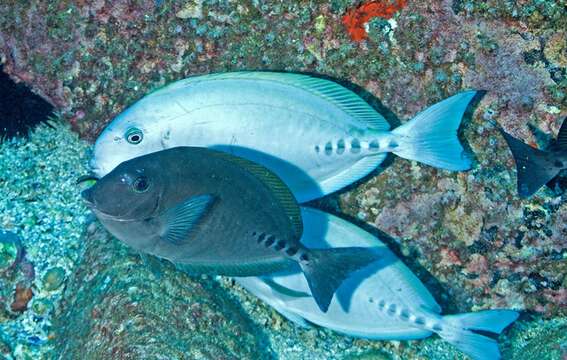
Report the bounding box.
[125,127,144,145]
[132,176,150,193]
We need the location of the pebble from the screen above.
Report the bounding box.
[42,267,66,291]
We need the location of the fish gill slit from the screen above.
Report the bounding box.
[264,235,276,247]
[387,304,397,314]
[274,239,286,251]
[369,140,379,151]
[285,246,298,256]
[351,138,361,154]
[324,141,333,155]
[336,139,345,155]
[414,316,426,326]
[399,309,410,321]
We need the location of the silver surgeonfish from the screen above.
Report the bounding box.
[90,72,477,203]
[237,208,519,360]
[80,146,379,312]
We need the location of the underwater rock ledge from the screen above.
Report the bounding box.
[52,222,270,359]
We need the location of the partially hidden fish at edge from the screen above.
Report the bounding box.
[498,116,567,198]
[80,146,380,312]
[236,207,519,360]
[90,72,477,203]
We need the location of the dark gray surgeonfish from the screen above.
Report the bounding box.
[499,116,567,198]
[80,146,379,312]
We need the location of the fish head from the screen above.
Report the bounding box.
[82,154,166,221]
[91,104,171,178]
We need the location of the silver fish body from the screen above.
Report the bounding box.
[91,72,476,203]
[236,208,519,360]
[82,147,379,312]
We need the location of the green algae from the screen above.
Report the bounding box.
[504,317,567,360]
[0,241,18,272]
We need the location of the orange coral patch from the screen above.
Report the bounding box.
[342,0,408,41]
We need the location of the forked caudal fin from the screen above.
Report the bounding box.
[499,129,562,198]
[439,310,519,360]
[391,91,477,171]
[299,247,379,313]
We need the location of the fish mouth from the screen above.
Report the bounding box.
[85,202,132,222]
[90,208,130,222]
[80,189,157,224]
[80,186,96,207]
[78,173,99,207]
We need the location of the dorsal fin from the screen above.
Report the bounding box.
[556,116,567,150]
[209,150,303,237]
[156,72,390,131]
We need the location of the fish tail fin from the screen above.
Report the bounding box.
[299,247,379,313]
[499,128,562,198]
[438,310,519,360]
[390,91,477,171]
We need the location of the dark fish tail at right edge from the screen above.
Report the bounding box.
[555,116,567,150]
[499,128,562,198]
[299,247,380,313]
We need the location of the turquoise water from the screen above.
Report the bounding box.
[1,1,566,359]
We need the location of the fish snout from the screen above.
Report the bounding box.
[81,187,95,206]
[88,158,104,177]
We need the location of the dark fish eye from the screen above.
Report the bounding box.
[132,176,150,193]
[125,127,144,145]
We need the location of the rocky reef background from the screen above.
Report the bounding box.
[0,0,565,359]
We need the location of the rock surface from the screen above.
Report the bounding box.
[53,223,270,359]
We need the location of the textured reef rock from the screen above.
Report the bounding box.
[53,222,269,359]
[0,0,565,358]
[0,122,91,358]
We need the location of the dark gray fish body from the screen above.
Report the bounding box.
[82,147,378,312]
[499,116,567,198]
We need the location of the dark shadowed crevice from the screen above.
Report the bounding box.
[0,65,54,140]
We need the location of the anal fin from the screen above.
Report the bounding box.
[319,154,386,197]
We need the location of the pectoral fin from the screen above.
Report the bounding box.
[160,194,215,245]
